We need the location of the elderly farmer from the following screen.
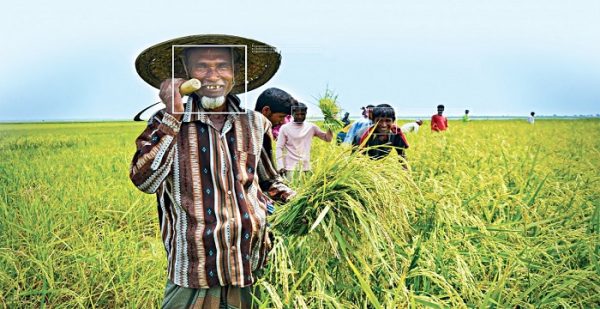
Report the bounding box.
[130,34,294,308]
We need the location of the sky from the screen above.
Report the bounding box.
[0,0,599,121]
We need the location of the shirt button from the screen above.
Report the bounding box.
[227,190,232,195]
[231,246,236,251]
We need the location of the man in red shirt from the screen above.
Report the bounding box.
[431,104,448,132]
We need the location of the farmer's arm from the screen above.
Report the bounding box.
[129,111,180,193]
[129,79,185,193]
[395,133,409,169]
[255,118,296,203]
[313,125,333,142]
[275,127,287,173]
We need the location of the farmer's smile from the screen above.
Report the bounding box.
[203,84,225,91]
[204,85,223,89]
[185,48,235,98]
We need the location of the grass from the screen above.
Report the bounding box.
[1,119,599,307]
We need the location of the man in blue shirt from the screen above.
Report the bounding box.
[343,105,374,144]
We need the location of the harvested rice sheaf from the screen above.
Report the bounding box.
[318,89,345,131]
[268,146,418,307]
[270,147,413,247]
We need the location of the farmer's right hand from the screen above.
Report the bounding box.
[159,78,186,116]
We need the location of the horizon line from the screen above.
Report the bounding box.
[1,115,599,124]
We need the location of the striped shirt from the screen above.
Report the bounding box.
[130,95,287,288]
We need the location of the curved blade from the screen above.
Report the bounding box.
[133,101,165,121]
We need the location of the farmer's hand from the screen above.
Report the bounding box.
[159,78,186,118]
[284,190,296,203]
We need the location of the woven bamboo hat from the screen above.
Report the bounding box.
[135,34,281,94]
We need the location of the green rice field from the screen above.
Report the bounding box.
[1,119,599,308]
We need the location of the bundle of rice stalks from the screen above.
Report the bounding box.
[317,89,344,131]
[273,148,412,251]
[271,147,412,240]
[267,145,423,307]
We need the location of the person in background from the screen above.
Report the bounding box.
[255,88,297,140]
[341,112,351,127]
[431,104,448,132]
[272,114,292,140]
[463,109,470,122]
[343,105,374,144]
[353,104,409,163]
[400,119,423,134]
[276,103,333,179]
[336,123,352,144]
[528,111,535,124]
[253,88,299,200]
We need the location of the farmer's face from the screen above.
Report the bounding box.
[260,106,288,126]
[374,117,394,134]
[267,111,288,126]
[186,48,234,98]
[293,110,307,123]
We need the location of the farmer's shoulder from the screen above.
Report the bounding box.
[239,109,271,133]
[146,108,169,126]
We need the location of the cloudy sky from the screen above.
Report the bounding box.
[1,0,599,121]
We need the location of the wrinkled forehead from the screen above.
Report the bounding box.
[184,47,232,62]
